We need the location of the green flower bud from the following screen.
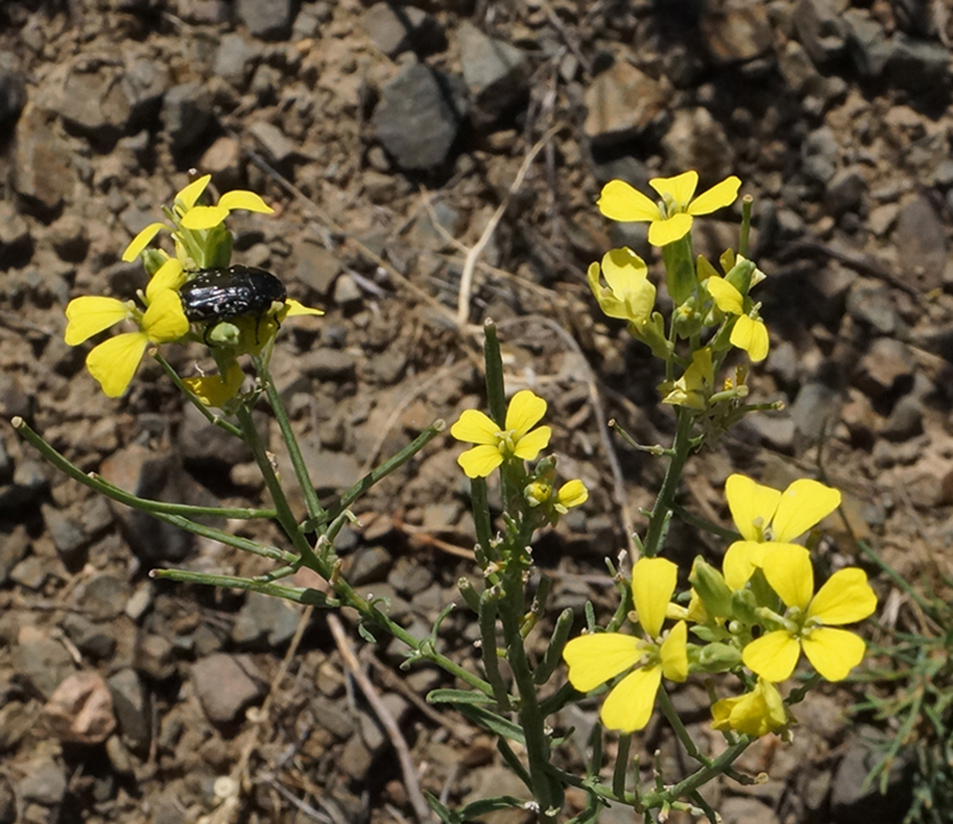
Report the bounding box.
[690,557,733,619]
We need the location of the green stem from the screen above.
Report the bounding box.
[151,568,337,605]
[258,359,327,524]
[483,320,507,427]
[12,417,276,521]
[641,408,695,559]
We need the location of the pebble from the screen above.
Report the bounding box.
[231,591,301,648]
[41,670,116,744]
[893,194,946,291]
[852,337,914,399]
[582,61,668,145]
[458,21,529,126]
[12,627,76,699]
[794,0,849,66]
[108,668,152,754]
[191,654,265,725]
[161,82,213,153]
[372,62,467,171]
[20,759,67,806]
[362,3,445,58]
[13,105,74,213]
[699,2,774,64]
[236,0,295,39]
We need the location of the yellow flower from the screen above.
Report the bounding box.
[711,678,788,737]
[587,247,656,324]
[65,267,189,397]
[183,361,246,408]
[563,558,688,733]
[122,175,273,262]
[659,347,714,409]
[721,473,842,591]
[598,171,741,247]
[450,390,552,479]
[705,275,769,362]
[742,545,877,682]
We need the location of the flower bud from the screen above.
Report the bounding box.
[690,557,733,619]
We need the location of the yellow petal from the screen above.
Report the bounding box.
[660,621,688,682]
[600,665,662,732]
[706,275,744,315]
[597,180,660,222]
[86,332,149,397]
[725,474,781,542]
[64,296,132,345]
[217,190,274,214]
[557,479,589,509]
[180,204,229,230]
[730,316,769,362]
[742,630,800,682]
[761,544,814,609]
[505,390,547,437]
[722,540,767,591]
[283,298,324,317]
[771,479,841,543]
[633,557,678,638]
[145,258,186,300]
[649,170,698,208]
[142,290,189,342]
[183,361,245,407]
[807,568,877,625]
[450,409,500,445]
[512,425,552,461]
[801,627,866,681]
[121,222,168,262]
[176,174,211,211]
[647,213,693,246]
[563,633,643,692]
[457,444,503,479]
[688,176,741,215]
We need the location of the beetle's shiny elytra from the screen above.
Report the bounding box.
[179,265,287,324]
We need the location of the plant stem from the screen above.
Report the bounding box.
[641,408,695,559]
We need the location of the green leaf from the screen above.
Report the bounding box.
[357,622,377,643]
[427,689,496,706]
[455,704,526,743]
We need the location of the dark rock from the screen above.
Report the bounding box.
[20,759,67,806]
[177,402,254,475]
[298,347,357,380]
[830,727,913,824]
[794,0,849,67]
[893,194,946,292]
[161,82,213,153]
[339,734,373,781]
[342,545,392,585]
[191,654,265,724]
[135,633,176,681]
[0,526,29,584]
[388,554,434,595]
[0,201,31,267]
[372,62,467,171]
[362,3,445,58]
[62,613,117,660]
[48,214,89,262]
[236,0,295,40]
[881,394,924,441]
[99,444,196,564]
[790,380,840,444]
[362,348,407,385]
[12,626,76,698]
[13,105,74,214]
[295,239,343,296]
[231,592,301,647]
[0,53,26,132]
[885,32,950,89]
[39,61,131,141]
[248,120,297,164]
[41,504,88,566]
[79,573,130,621]
[0,458,48,512]
[108,668,152,754]
[122,59,169,128]
[802,125,838,184]
[583,61,668,146]
[825,166,866,216]
[212,33,260,87]
[661,107,735,182]
[699,1,774,64]
[852,337,915,399]
[846,284,900,336]
[458,21,529,126]
[843,9,891,77]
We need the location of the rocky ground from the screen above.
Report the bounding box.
[1,0,953,822]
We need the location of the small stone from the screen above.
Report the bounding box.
[362,3,444,58]
[802,125,839,183]
[886,31,950,88]
[583,61,668,146]
[191,654,265,724]
[295,239,343,296]
[121,58,170,127]
[794,0,849,66]
[14,104,74,213]
[343,546,393,585]
[458,21,529,126]
[162,82,213,153]
[332,273,364,307]
[248,120,297,164]
[12,626,76,699]
[893,194,946,292]
[0,53,26,132]
[20,760,67,806]
[135,633,176,681]
[41,504,88,566]
[852,337,914,399]
[41,671,116,745]
[213,33,260,86]
[699,1,774,64]
[843,9,891,77]
[790,381,840,444]
[372,62,466,171]
[661,107,735,181]
[298,348,357,380]
[236,0,294,39]
[108,669,151,754]
[846,284,900,336]
[825,166,866,216]
[881,395,923,441]
[231,592,301,648]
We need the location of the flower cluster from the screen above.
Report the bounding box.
[64,175,321,401]
[589,170,771,430]
[563,473,877,736]
[450,389,588,528]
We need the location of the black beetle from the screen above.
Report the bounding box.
[179,265,287,325]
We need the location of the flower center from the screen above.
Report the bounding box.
[495,427,520,455]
